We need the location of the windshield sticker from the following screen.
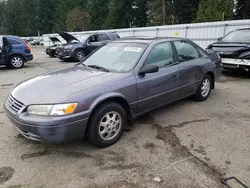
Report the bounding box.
[124,47,142,52]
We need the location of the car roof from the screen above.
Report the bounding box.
[0,35,20,39]
[114,37,186,44]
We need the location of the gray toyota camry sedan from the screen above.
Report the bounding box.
[4,37,221,148]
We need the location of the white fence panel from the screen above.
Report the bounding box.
[42,19,250,48]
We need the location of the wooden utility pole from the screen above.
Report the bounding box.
[163,0,166,25]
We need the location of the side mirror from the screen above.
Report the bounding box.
[139,64,159,75]
[218,37,223,41]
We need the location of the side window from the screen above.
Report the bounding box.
[145,42,175,68]
[88,35,97,43]
[97,34,110,41]
[174,41,200,61]
[8,38,22,45]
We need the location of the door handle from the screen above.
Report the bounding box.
[172,74,179,78]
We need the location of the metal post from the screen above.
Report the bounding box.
[162,0,166,25]
[223,24,228,37]
[222,12,225,21]
[156,28,159,37]
[133,30,135,37]
[184,26,188,38]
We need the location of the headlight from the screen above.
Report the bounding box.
[64,45,71,50]
[27,103,78,116]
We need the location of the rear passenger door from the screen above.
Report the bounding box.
[173,40,208,98]
[137,42,180,113]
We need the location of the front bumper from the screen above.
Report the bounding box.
[57,50,71,60]
[221,58,250,69]
[46,48,56,56]
[4,102,89,143]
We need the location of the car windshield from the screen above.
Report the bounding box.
[83,42,147,72]
[222,30,250,42]
[77,35,91,42]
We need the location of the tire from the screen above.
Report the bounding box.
[74,49,85,62]
[195,74,212,101]
[8,55,25,69]
[87,102,127,148]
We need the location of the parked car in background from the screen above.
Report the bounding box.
[46,37,62,57]
[4,37,221,147]
[207,28,250,72]
[0,35,33,69]
[30,40,40,46]
[56,32,120,62]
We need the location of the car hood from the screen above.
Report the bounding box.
[47,44,58,48]
[11,66,124,105]
[210,42,250,52]
[59,32,79,43]
[49,37,61,44]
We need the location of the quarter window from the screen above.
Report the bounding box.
[174,41,199,61]
[145,42,174,68]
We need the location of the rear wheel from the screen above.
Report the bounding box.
[87,102,127,148]
[195,74,212,101]
[74,49,85,62]
[8,55,25,69]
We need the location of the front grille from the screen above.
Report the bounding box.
[56,47,64,54]
[220,54,234,58]
[6,95,24,113]
[222,63,238,68]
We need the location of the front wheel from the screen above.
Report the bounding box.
[8,55,25,69]
[86,102,127,148]
[195,75,212,101]
[74,49,85,62]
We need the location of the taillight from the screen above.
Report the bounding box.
[22,40,31,51]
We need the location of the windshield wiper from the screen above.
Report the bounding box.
[88,65,110,72]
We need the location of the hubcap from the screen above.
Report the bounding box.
[76,51,85,61]
[201,79,210,97]
[99,111,122,141]
[11,57,23,67]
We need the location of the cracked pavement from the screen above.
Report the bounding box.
[0,48,250,188]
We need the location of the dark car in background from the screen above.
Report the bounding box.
[0,35,33,69]
[4,37,221,147]
[46,37,62,57]
[56,32,120,62]
[207,28,250,72]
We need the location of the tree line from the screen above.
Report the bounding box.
[0,0,249,36]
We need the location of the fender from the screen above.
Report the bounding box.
[89,92,128,112]
[7,52,27,62]
[70,44,88,57]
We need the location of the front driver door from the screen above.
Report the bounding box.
[87,34,107,52]
[136,42,180,113]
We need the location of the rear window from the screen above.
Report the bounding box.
[7,38,23,45]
